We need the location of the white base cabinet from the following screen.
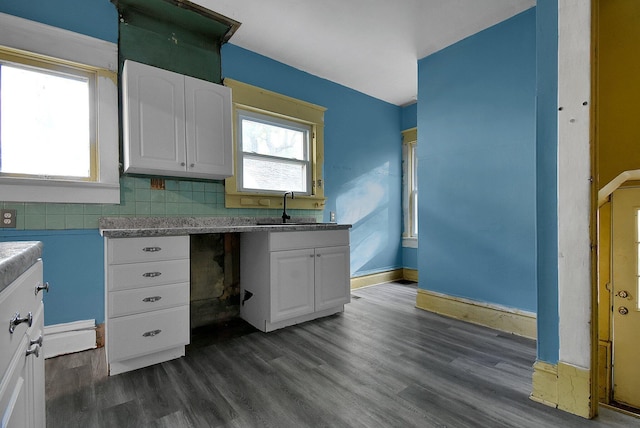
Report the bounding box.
[241,230,350,332]
[105,236,190,376]
[0,261,45,428]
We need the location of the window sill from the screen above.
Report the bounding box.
[225,191,326,210]
[0,178,120,204]
[402,237,418,248]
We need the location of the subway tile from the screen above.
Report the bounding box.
[178,181,193,192]
[65,204,84,215]
[83,215,100,229]
[135,188,151,201]
[192,192,205,203]
[133,177,150,188]
[165,180,179,191]
[192,181,205,192]
[65,215,85,229]
[150,191,166,203]
[135,202,151,215]
[165,203,182,216]
[45,215,65,229]
[150,203,166,216]
[102,205,120,215]
[25,203,46,215]
[25,215,45,229]
[165,191,181,203]
[46,204,66,215]
[84,205,102,215]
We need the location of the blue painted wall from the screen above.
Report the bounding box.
[417,8,537,311]
[401,103,418,271]
[222,44,403,277]
[0,1,404,324]
[535,0,559,364]
[0,230,104,325]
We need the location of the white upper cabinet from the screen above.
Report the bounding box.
[122,60,233,179]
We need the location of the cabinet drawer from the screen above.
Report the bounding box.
[269,230,349,251]
[108,306,189,363]
[107,236,189,264]
[107,259,189,291]
[108,283,189,318]
[0,261,42,378]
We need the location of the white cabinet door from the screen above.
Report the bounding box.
[123,60,186,176]
[122,60,233,180]
[0,332,29,428]
[270,249,315,323]
[27,303,44,428]
[185,76,233,179]
[314,246,350,312]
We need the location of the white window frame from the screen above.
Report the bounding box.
[236,108,312,195]
[0,12,119,204]
[402,128,418,248]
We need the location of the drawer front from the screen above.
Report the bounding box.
[0,261,43,378]
[108,305,189,363]
[107,259,189,291]
[107,236,189,264]
[108,283,189,318]
[269,230,349,251]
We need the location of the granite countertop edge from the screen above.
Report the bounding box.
[0,241,43,294]
[99,216,351,238]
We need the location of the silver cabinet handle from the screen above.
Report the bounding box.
[142,272,162,278]
[30,335,43,347]
[142,329,161,337]
[35,282,50,296]
[9,312,33,334]
[142,296,162,303]
[142,247,161,252]
[26,344,40,358]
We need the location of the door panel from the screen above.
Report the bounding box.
[612,187,640,408]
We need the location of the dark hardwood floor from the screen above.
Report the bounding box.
[45,282,639,427]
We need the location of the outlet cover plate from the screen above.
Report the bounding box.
[1,209,17,228]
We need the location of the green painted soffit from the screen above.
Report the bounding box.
[113,0,240,83]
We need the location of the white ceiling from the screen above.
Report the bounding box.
[196,0,536,106]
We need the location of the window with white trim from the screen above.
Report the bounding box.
[0,13,119,204]
[237,109,312,195]
[402,128,418,247]
[1,54,96,180]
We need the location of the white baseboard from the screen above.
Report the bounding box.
[44,319,97,359]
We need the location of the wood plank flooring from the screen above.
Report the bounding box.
[45,282,639,427]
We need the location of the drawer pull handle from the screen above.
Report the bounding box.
[9,312,33,334]
[143,329,162,337]
[142,272,162,278]
[30,335,43,347]
[142,296,162,303]
[26,344,40,358]
[35,282,50,296]
[142,247,161,252]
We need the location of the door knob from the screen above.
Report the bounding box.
[617,290,629,298]
[619,306,629,315]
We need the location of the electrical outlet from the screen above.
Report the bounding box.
[1,209,17,228]
[330,211,336,222]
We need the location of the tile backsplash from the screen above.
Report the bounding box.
[1,176,317,230]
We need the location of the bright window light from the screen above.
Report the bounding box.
[0,63,92,178]
[238,110,310,194]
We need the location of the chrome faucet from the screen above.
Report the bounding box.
[282,191,294,223]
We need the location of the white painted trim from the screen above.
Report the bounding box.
[0,12,117,71]
[557,0,592,369]
[0,12,120,204]
[44,320,97,359]
[598,169,640,207]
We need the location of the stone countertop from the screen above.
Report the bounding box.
[0,241,43,294]
[99,217,351,238]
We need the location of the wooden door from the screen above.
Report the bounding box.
[270,249,315,323]
[611,187,640,408]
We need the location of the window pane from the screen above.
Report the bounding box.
[1,64,90,178]
[243,157,307,192]
[241,117,306,160]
